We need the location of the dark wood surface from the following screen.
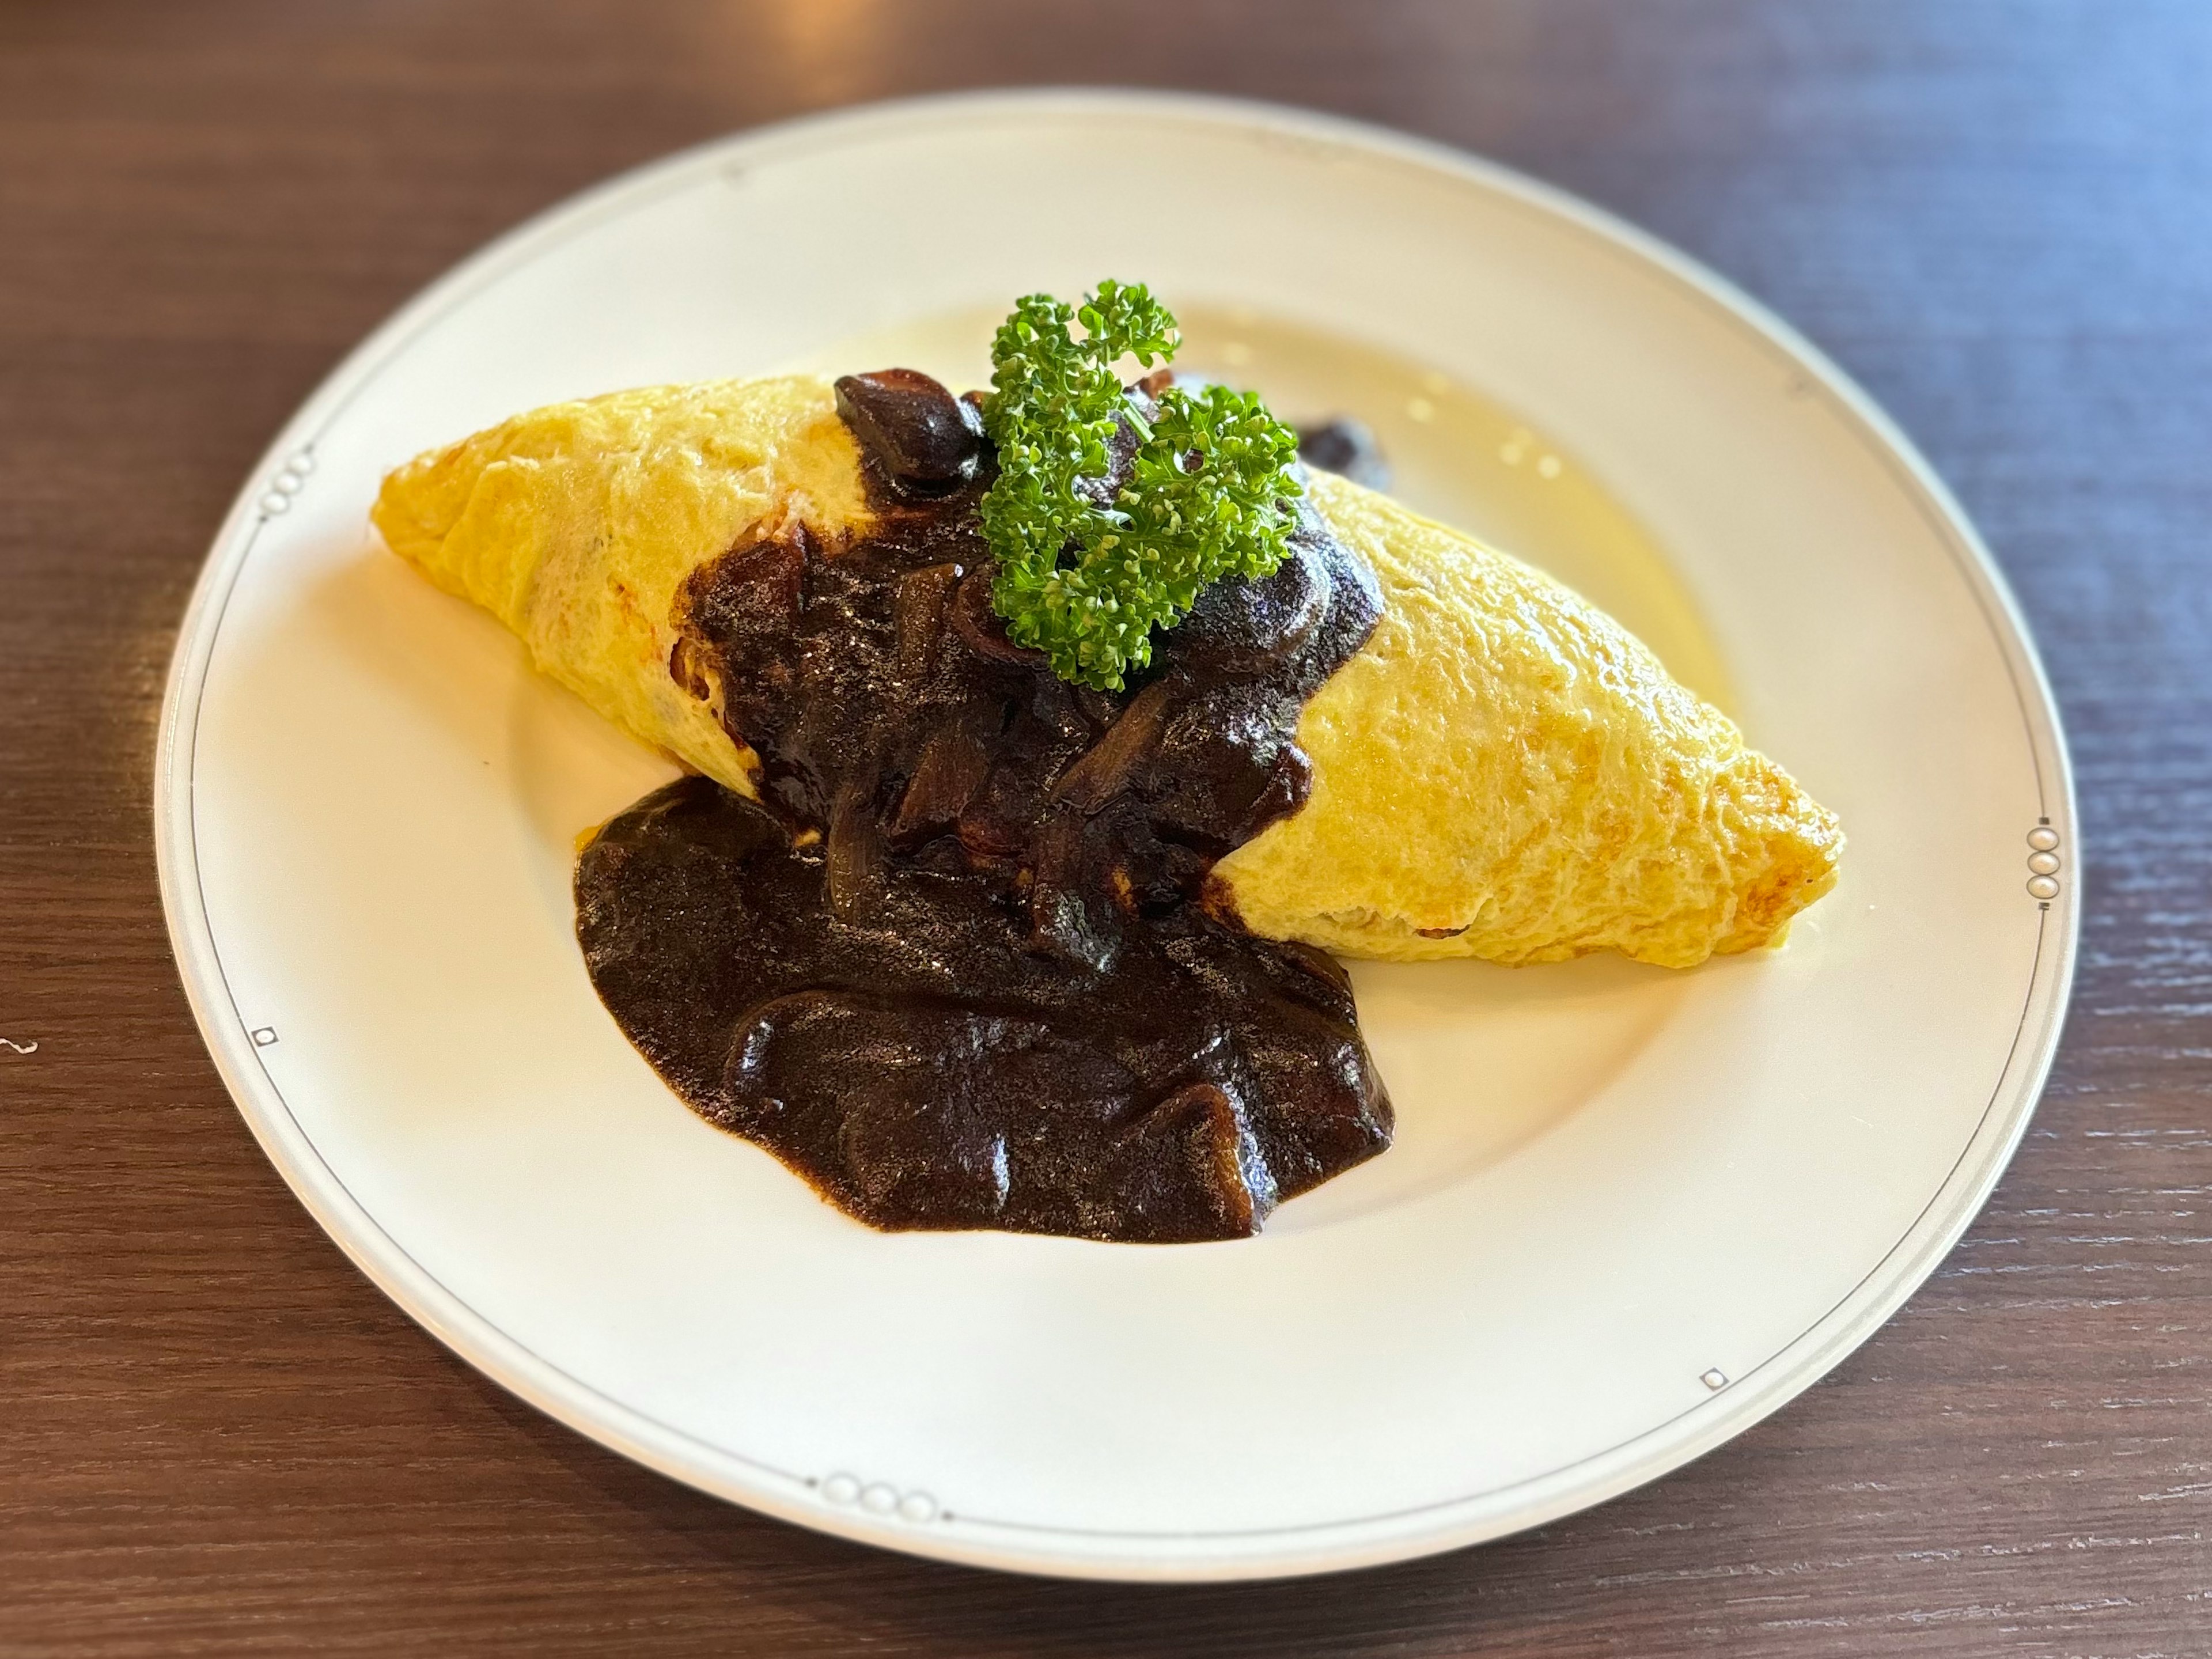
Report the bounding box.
[5,2,2208,1652]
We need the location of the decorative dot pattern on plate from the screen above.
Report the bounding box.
[259,449,316,519]
[2023,825,2065,900]
[820,1472,939,1524]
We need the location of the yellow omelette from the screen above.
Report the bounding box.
[372,374,1842,970]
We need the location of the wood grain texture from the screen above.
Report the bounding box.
[3,1,2208,1652]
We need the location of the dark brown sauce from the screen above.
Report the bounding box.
[1295,416,1390,491]
[576,370,1391,1242]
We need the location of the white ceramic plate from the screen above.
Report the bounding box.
[156,91,2077,1581]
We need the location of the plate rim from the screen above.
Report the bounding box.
[153,86,2080,1581]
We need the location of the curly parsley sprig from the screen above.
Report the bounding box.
[978,282,1303,690]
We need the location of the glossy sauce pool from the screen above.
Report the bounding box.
[575,370,1395,1243]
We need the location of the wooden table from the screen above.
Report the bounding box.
[5,3,2207,1652]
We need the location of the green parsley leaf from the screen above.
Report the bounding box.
[978,282,1304,690]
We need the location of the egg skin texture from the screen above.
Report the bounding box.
[372,376,869,797]
[1214,470,1842,968]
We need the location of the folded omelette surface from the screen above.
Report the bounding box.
[373,377,867,796]
[1218,472,1840,967]
[373,374,1840,971]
